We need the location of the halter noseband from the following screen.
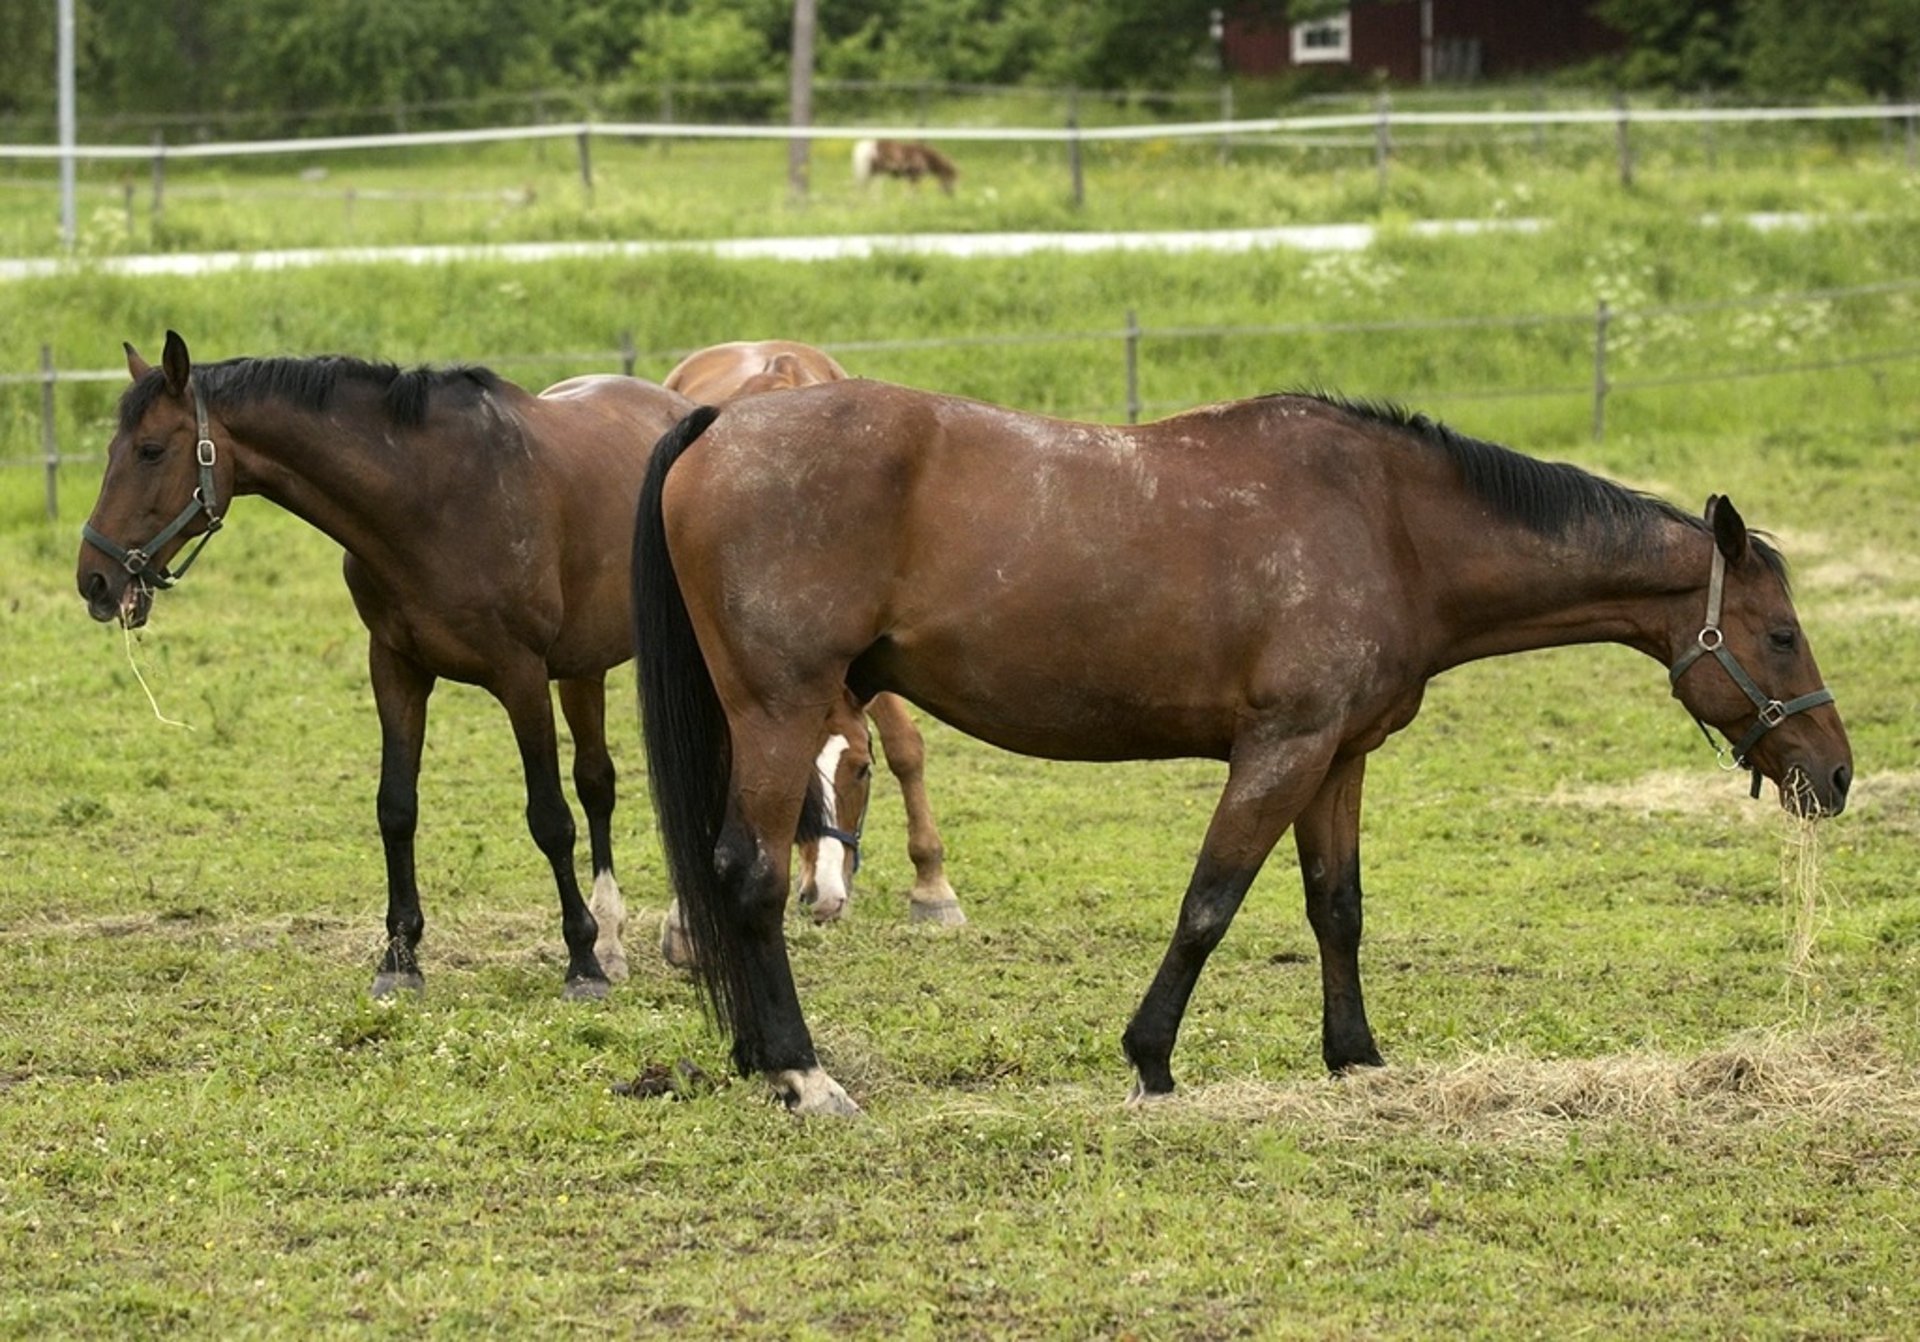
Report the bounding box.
[1668,540,1834,798]
[81,383,224,591]
[817,725,874,876]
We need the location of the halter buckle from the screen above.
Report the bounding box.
[1758,700,1787,728]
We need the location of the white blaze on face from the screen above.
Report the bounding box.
[807,733,852,921]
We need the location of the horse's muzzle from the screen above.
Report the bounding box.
[80,570,150,628]
[1780,761,1851,818]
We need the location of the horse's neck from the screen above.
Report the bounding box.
[1424,510,1702,672]
[224,397,418,561]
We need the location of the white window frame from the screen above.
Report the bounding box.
[1290,9,1352,65]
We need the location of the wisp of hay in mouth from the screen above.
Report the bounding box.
[1778,807,1829,1007]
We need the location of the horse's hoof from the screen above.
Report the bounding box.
[370,970,425,999]
[563,975,611,1002]
[774,1067,861,1118]
[596,948,631,984]
[908,897,966,927]
[1125,1079,1174,1107]
[659,921,697,971]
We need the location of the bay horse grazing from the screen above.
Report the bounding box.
[77,331,694,1000]
[633,384,1851,1115]
[851,139,959,195]
[656,340,965,961]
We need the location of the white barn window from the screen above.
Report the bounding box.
[1291,9,1352,64]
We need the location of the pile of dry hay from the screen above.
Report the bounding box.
[1180,1021,1920,1145]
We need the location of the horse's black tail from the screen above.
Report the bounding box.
[632,407,737,1027]
[632,405,830,1070]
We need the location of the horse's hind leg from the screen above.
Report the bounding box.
[866,693,963,926]
[559,676,627,984]
[369,641,435,997]
[720,708,858,1116]
[1121,728,1336,1098]
[495,665,606,1000]
[1292,755,1383,1074]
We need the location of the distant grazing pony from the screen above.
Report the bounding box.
[852,139,959,195]
[657,340,965,968]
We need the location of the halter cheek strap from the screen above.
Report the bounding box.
[1668,542,1835,797]
[81,384,225,590]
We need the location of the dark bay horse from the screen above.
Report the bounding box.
[77,331,694,999]
[658,340,964,962]
[851,139,959,194]
[633,384,1852,1115]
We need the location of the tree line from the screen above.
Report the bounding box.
[4,1,1915,138]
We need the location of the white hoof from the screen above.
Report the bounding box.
[589,871,630,983]
[659,898,696,970]
[773,1067,861,1117]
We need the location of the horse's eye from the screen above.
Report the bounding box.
[1769,629,1798,652]
[136,441,166,463]
[855,764,873,782]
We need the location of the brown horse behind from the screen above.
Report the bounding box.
[78,332,694,999]
[634,382,1851,1114]
[658,341,963,962]
[663,340,849,403]
[851,139,959,194]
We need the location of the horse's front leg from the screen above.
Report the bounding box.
[369,641,435,997]
[495,665,607,1000]
[1293,754,1384,1074]
[559,676,627,983]
[1121,727,1337,1098]
[865,692,964,926]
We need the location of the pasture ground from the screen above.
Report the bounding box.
[2,155,1919,1335]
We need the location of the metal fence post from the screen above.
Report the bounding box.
[151,130,166,226]
[1375,92,1392,194]
[1591,299,1611,443]
[1615,92,1633,188]
[1219,83,1234,165]
[40,344,59,520]
[577,127,594,198]
[619,329,637,378]
[1123,309,1141,425]
[1067,90,1084,208]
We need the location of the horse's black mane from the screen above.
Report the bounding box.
[118,355,505,434]
[1279,391,1788,580]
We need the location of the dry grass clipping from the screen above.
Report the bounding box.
[1175,1022,1918,1146]
[1777,810,1830,1010]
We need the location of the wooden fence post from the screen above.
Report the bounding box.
[1591,300,1611,443]
[1123,309,1142,425]
[1219,83,1234,164]
[40,344,59,521]
[620,329,637,378]
[577,128,594,199]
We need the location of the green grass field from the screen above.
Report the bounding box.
[2,144,1918,1336]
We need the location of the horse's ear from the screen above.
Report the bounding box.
[1706,494,1750,564]
[161,330,191,398]
[124,342,151,381]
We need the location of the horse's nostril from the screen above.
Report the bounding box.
[1833,764,1853,799]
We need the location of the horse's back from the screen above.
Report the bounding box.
[668,381,1405,758]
